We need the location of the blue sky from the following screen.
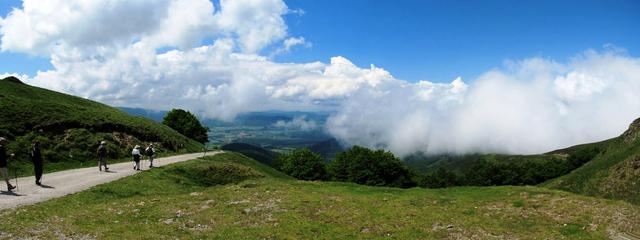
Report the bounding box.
[0,0,52,75]
[1,0,639,82]
[278,0,640,82]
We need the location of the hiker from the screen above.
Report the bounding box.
[132,145,142,171]
[97,141,109,171]
[30,141,44,186]
[0,137,16,191]
[145,144,156,168]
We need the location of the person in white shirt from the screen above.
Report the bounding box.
[132,145,142,171]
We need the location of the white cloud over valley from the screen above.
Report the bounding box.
[274,116,318,131]
[2,0,640,156]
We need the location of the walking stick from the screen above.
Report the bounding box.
[13,168,19,192]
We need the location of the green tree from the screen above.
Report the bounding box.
[278,148,327,181]
[417,167,461,188]
[566,146,601,169]
[162,109,209,143]
[327,146,415,188]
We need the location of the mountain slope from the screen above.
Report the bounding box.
[0,77,202,169]
[543,118,640,204]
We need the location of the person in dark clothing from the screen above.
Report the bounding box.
[145,144,155,168]
[0,137,16,191]
[97,141,109,171]
[30,141,43,186]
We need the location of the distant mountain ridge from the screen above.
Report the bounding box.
[118,107,167,122]
[119,107,332,127]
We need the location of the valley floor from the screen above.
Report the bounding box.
[0,153,638,239]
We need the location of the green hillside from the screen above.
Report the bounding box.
[221,142,280,166]
[543,118,640,204]
[1,152,638,239]
[0,76,202,174]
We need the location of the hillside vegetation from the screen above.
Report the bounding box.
[403,117,640,205]
[0,76,202,174]
[0,152,638,239]
[543,118,640,204]
[221,143,280,166]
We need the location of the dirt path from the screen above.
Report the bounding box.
[0,151,221,209]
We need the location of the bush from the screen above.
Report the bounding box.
[163,109,209,144]
[417,167,461,188]
[566,146,601,169]
[459,155,572,186]
[278,148,327,181]
[328,146,415,188]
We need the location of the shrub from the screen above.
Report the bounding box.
[566,146,601,169]
[278,148,327,181]
[417,167,461,188]
[328,146,415,188]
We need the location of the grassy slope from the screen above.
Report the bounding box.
[221,143,279,166]
[0,77,202,175]
[1,152,638,239]
[543,118,640,204]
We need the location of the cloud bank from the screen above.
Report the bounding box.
[274,116,318,131]
[327,52,640,155]
[2,0,640,156]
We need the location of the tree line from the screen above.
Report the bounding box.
[274,145,603,189]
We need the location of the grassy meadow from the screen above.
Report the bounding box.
[1,152,638,239]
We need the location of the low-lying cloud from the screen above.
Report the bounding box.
[1,0,639,156]
[327,51,640,155]
[274,116,318,131]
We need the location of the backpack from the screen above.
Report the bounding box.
[98,145,107,157]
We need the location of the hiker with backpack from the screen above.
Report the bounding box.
[132,145,142,171]
[97,141,109,171]
[30,140,44,186]
[145,144,156,168]
[0,137,16,191]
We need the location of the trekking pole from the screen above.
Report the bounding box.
[13,168,18,192]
